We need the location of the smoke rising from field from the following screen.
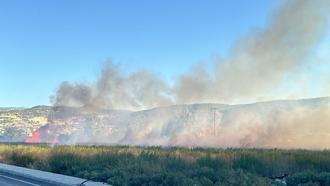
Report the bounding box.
[175,0,330,104]
[52,63,173,110]
[48,97,330,149]
[45,0,330,148]
[52,0,330,109]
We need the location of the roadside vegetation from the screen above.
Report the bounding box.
[0,144,330,185]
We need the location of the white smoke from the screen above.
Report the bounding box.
[56,98,330,149]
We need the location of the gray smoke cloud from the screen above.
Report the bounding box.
[45,0,330,149]
[175,0,330,104]
[52,0,330,109]
[51,63,173,110]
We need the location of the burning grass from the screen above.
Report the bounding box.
[0,144,330,185]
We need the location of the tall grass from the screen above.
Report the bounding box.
[0,144,330,185]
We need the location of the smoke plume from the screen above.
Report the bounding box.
[46,0,330,148]
[52,63,173,110]
[52,0,330,109]
[175,0,330,104]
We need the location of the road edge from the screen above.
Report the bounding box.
[0,163,109,186]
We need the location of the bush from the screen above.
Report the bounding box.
[7,151,37,167]
[287,172,330,186]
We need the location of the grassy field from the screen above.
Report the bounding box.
[0,144,330,185]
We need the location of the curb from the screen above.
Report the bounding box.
[0,163,109,186]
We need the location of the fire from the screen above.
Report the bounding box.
[25,125,60,144]
[25,129,41,143]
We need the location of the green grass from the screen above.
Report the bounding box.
[0,144,330,185]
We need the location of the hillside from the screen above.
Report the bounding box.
[0,106,51,141]
[0,97,329,148]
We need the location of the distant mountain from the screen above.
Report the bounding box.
[1,97,330,149]
[0,107,26,111]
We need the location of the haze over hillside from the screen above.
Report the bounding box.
[1,97,329,149]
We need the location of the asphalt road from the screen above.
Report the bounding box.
[0,172,58,186]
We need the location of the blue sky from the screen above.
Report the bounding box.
[1,0,327,107]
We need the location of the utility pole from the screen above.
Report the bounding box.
[211,107,217,136]
[48,109,54,123]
